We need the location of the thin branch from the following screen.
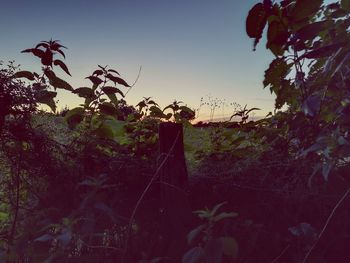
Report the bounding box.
[122,131,180,262]
[271,245,290,263]
[124,66,142,97]
[302,187,350,263]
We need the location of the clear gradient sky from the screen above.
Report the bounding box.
[1,0,276,120]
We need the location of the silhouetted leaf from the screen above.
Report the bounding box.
[21,48,45,59]
[86,76,103,86]
[291,0,323,21]
[296,21,327,42]
[13,71,35,81]
[92,70,103,76]
[301,42,345,59]
[35,43,49,49]
[36,90,57,112]
[107,69,120,75]
[246,3,267,50]
[102,86,125,97]
[99,102,117,116]
[56,49,66,58]
[73,87,95,98]
[41,49,53,66]
[51,42,67,51]
[106,73,130,87]
[54,59,71,76]
[267,21,289,56]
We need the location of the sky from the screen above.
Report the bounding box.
[0,0,276,120]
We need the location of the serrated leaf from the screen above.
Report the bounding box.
[102,86,125,97]
[301,42,345,60]
[296,21,327,42]
[54,59,71,76]
[106,73,130,87]
[86,76,103,86]
[41,49,53,66]
[73,87,95,98]
[267,21,289,56]
[108,69,120,75]
[21,48,45,59]
[50,75,73,91]
[99,102,118,116]
[246,3,267,50]
[36,90,57,112]
[13,71,35,81]
[291,0,323,21]
[92,69,103,76]
[56,49,66,58]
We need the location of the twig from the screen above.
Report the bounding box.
[122,131,180,262]
[124,66,142,97]
[302,187,350,263]
[271,245,290,263]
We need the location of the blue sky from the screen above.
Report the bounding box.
[1,0,276,120]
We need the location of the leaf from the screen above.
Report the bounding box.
[108,69,120,75]
[13,71,35,81]
[92,69,103,76]
[54,59,71,76]
[35,43,49,49]
[301,42,346,60]
[341,0,350,11]
[246,3,267,50]
[106,73,130,87]
[266,21,289,56]
[21,48,45,59]
[41,49,53,66]
[102,86,125,97]
[50,76,73,91]
[95,123,115,139]
[182,247,205,263]
[263,58,291,92]
[65,107,85,129]
[296,21,327,42]
[73,87,95,98]
[291,0,323,21]
[99,102,118,116]
[221,237,238,257]
[149,105,166,118]
[86,76,103,86]
[301,93,321,117]
[210,202,227,217]
[34,234,53,242]
[213,212,238,222]
[56,49,66,59]
[187,224,206,245]
[36,90,57,112]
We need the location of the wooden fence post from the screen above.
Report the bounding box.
[158,122,191,260]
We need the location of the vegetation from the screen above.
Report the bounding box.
[1,0,350,262]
